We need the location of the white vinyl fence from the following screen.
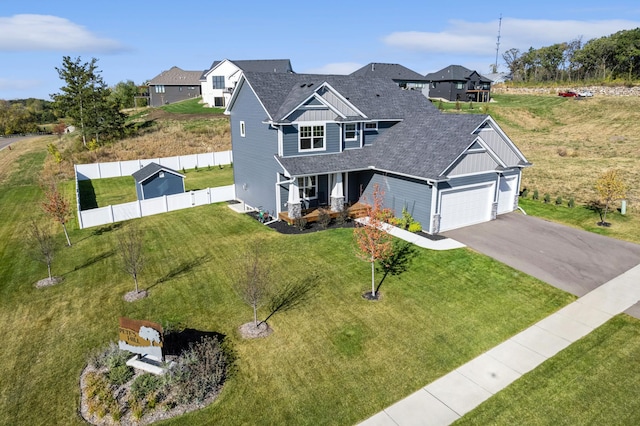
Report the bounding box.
[75,151,232,180]
[75,151,235,229]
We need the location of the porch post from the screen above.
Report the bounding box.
[330,173,345,212]
[287,180,302,219]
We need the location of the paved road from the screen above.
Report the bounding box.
[443,213,640,297]
[0,135,41,151]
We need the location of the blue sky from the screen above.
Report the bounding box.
[1,1,639,100]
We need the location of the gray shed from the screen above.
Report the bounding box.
[132,163,185,200]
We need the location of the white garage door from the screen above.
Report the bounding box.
[497,175,518,214]
[440,183,494,232]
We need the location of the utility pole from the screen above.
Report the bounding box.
[493,14,503,74]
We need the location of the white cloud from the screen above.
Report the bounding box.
[0,14,128,53]
[383,18,640,56]
[304,62,363,75]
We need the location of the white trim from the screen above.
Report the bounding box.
[239,121,246,137]
[298,123,326,152]
[429,183,438,234]
[363,122,378,131]
[277,127,283,156]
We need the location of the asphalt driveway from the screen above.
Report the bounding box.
[443,213,640,300]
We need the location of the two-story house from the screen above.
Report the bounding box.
[226,72,529,234]
[425,65,492,102]
[200,59,293,108]
[147,66,203,107]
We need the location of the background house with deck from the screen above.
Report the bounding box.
[200,59,293,108]
[425,65,492,102]
[226,72,529,234]
[147,66,202,107]
[350,63,429,92]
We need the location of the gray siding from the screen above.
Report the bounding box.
[230,80,280,214]
[478,126,521,166]
[282,123,341,157]
[288,108,337,122]
[318,87,360,116]
[138,172,183,200]
[149,85,201,107]
[439,172,498,191]
[348,171,373,204]
[447,151,499,176]
[361,173,432,227]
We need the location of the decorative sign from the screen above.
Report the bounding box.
[118,317,164,360]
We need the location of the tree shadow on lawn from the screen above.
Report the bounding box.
[149,254,212,289]
[65,250,116,276]
[375,240,418,295]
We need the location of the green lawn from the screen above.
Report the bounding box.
[160,98,225,114]
[456,314,640,424]
[0,137,574,425]
[78,166,234,209]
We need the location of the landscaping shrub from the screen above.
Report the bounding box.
[532,189,539,200]
[521,188,529,198]
[108,364,134,386]
[131,373,162,400]
[408,222,422,233]
[555,196,563,205]
[335,208,350,225]
[568,197,575,208]
[317,208,331,229]
[543,193,551,204]
[89,342,130,370]
[166,336,229,404]
[293,217,307,231]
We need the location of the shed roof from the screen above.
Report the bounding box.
[132,162,184,184]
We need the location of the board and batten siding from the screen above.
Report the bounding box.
[318,87,360,117]
[230,80,280,214]
[361,172,432,227]
[447,151,499,176]
[478,125,521,166]
[282,123,341,157]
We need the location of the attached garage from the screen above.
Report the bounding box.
[497,175,518,214]
[439,183,494,232]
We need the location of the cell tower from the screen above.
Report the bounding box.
[493,14,502,73]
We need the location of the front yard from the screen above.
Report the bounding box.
[0,137,574,425]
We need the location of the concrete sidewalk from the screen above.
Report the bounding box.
[355,218,466,251]
[358,264,640,426]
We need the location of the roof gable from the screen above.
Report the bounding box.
[351,63,428,82]
[132,162,184,184]
[149,67,202,86]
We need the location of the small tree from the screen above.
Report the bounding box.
[117,225,145,294]
[28,219,56,281]
[42,180,72,246]
[595,169,627,226]
[233,242,271,327]
[354,184,393,299]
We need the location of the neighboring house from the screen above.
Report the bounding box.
[485,72,512,84]
[132,163,185,200]
[226,72,530,234]
[148,66,203,107]
[350,63,430,92]
[425,65,492,102]
[200,59,293,108]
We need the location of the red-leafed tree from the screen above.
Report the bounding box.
[42,181,72,246]
[354,183,393,299]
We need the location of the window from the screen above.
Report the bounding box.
[364,122,378,131]
[299,125,325,151]
[155,85,165,93]
[344,123,357,141]
[240,121,246,137]
[456,82,464,90]
[212,76,225,89]
[298,176,317,199]
[214,97,225,107]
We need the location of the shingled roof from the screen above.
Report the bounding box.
[148,67,202,86]
[132,163,184,184]
[425,65,491,83]
[350,63,428,82]
[238,72,490,181]
[201,59,293,80]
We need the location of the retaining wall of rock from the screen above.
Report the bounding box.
[492,85,640,96]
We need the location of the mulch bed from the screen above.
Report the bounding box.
[247,211,356,235]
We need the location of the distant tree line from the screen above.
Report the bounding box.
[0,98,56,135]
[503,28,640,83]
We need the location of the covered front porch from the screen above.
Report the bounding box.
[278,202,368,224]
